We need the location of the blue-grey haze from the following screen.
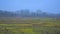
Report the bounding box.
[0,0,60,13]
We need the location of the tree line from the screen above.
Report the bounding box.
[0,10,60,18]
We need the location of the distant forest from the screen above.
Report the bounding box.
[0,10,60,18]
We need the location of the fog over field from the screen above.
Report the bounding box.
[0,0,60,34]
[0,10,60,34]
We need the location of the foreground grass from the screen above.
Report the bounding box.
[0,18,60,34]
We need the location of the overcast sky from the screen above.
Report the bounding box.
[0,0,60,13]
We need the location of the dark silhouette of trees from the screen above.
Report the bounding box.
[0,10,60,18]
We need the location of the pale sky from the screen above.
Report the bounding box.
[0,0,60,13]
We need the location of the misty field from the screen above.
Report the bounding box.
[0,17,60,34]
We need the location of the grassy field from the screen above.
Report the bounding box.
[0,17,60,34]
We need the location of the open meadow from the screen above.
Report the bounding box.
[0,17,60,34]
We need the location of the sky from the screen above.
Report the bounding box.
[0,0,60,13]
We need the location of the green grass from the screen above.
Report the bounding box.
[0,18,60,34]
